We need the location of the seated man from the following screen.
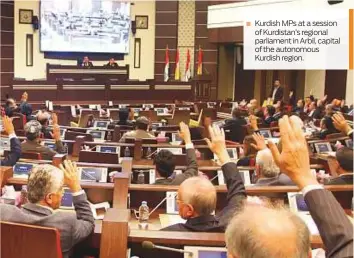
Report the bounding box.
[222,108,247,143]
[272,101,284,121]
[225,115,353,258]
[252,134,294,186]
[80,56,93,68]
[116,108,134,126]
[36,110,54,139]
[161,125,246,232]
[319,115,340,139]
[119,116,155,142]
[292,99,304,114]
[21,120,64,160]
[307,101,322,120]
[326,147,353,185]
[106,57,119,68]
[0,160,95,258]
[19,91,33,121]
[263,105,276,125]
[0,116,21,166]
[153,122,198,185]
[4,97,18,117]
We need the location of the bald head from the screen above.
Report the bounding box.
[226,205,310,258]
[178,177,216,217]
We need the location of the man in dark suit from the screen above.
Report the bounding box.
[269,79,284,103]
[308,101,322,120]
[21,119,64,160]
[161,125,246,232]
[225,115,353,258]
[222,108,247,143]
[0,160,95,258]
[4,98,18,117]
[263,105,276,125]
[81,56,93,68]
[105,57,119,68]
[326,147,353,185]
[154,122,198,185]
[0,116,21,166]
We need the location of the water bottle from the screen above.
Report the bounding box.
[124,146,130,157]
[20,185,28,206]
[137,171,145,184]
[138,201,149,228]
[106,131,112,141]
[146,147,152,159]
[64,143,68,154]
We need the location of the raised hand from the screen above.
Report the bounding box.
[205,125,230,164]
[268,115,318,189]
[3,116,15,135]
[59,160,81,193]
[251,133,267,151]
[332,112,351,135]
[249,115,259,131]
[178,122,192,144]
[52,113,58,125]
[52,124,61,141]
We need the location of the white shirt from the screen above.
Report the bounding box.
[272,87,279,100]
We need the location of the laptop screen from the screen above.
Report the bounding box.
[295,194,309,212]
[98,146,118,153]
[80,167,103,182]
[198,251,227,258]
[13,163,33,177]
[60,188,73,208]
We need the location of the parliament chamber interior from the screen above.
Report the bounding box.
[0,0,353,258]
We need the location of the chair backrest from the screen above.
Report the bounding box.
[12,116,24,131]
[1,221,62,258]
[139,110,158,122]
[270,121,279,128]
[79,150,119,164]
[326,133,345,140]
[64,130,93,142]
[21,152,42,160]
[170,110,190,125]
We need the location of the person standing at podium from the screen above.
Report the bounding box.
[105,57,119,68]
[80,56,93,68]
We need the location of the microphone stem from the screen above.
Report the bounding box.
[149,196,168,216]
[154,245,193,255]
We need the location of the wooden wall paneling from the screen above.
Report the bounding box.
[234,46,255,101]
[195,1,218,99]
[1,1,14,98]
[154,1,179,81]
[325,70,347,101]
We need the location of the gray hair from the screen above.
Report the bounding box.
[256,148,280,178]
[180,177,216,216]
[225,205,310,258]
[27,164,64,203]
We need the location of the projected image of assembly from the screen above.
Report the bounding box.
[40,0,130,53]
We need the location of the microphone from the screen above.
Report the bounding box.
[142,241,193,255]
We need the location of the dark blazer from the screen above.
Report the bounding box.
[325,174,353,185]
[264,116,276,126]
[81,61,93,68]
[21,139,64,160]
[223,117,247,143]
[269,86,284,103]
[272,112,283,121]
[308,108,322,120]
[0,137,21,166]
[106,62,119,68]
[305,189,353,257]
[160,162,246,232]
[19,101,33,119]
[0,193,95,258]
[154,148,198,185]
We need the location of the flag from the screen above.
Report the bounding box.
[197,46,203,76]
[184,49,191,81]
[164,46,169,82]
[174,48,180,81]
